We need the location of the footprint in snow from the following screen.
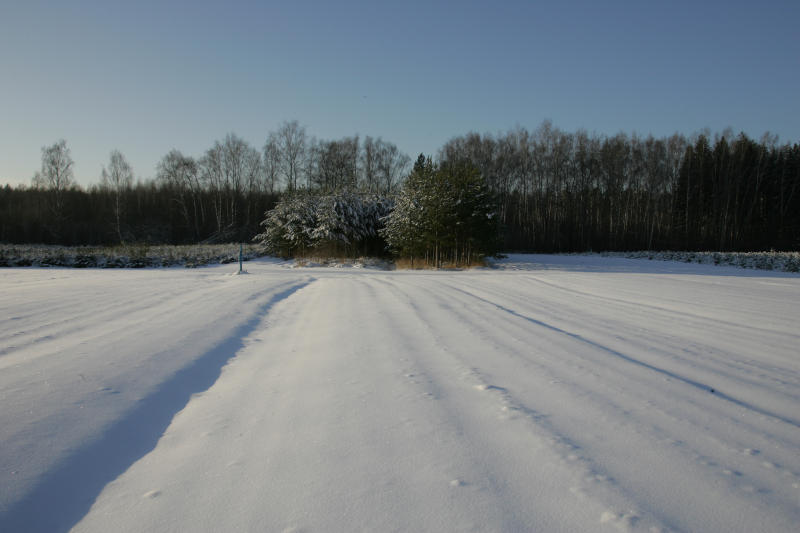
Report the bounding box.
[600,509,640,528]
[474,384,507,392]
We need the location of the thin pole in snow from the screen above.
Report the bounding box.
[239,243,243,273]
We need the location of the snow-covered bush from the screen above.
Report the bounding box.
[254,191,319,256]
[254,191,393,257]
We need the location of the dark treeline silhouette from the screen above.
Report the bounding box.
[440,122,800,251]
[2,121,798,251]
[1,131,281,244]
[0,182,278,245]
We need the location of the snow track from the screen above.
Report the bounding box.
[1,255,798,532]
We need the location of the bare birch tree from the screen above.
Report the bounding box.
[157,150,203,239]
[32,139,76,238]
[274,120,307,190]
[100,149,133,242]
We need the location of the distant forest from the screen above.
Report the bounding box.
[2,121,798,252]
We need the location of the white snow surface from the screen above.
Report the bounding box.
[1,254,799,532]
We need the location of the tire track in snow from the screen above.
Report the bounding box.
[0,271,201,346]
[517,274,800,341]
[372,275,678,532]
[430,277,800,473]
[474,275,800,394]
[447,276,800,463]
[346,276,547,532]
[0,278,316,533]
[5,263,799,532]
[393,275,800,532]
[511,274,800,392]
[0,273,249,365]
[445,282,800,430]
[77,275,548,532]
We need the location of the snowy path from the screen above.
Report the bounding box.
[1,256,799,532]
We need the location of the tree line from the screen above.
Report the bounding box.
[1,121,409,245]
[2,120,798,252]
[440,122,800,252]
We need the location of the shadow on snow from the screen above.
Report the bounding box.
[0,279,315,533]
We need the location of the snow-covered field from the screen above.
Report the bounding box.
[1,255,798,532]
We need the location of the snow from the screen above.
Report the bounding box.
[1,254,799,532]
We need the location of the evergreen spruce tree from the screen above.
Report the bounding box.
[381,155,498,267]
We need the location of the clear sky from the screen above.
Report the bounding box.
[2,0,799,187]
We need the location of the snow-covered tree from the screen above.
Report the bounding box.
[254,191,392,257]
[254,191,318,256]
[256,153,496,264]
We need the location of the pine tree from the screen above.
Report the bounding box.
[381,155,498,267]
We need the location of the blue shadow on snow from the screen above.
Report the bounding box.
[0,279,314,533]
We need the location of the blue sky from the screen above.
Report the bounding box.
[2,0,798,187]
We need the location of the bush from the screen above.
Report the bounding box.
[254,191,393,258]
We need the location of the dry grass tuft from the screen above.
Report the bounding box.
[393,257,489,270]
